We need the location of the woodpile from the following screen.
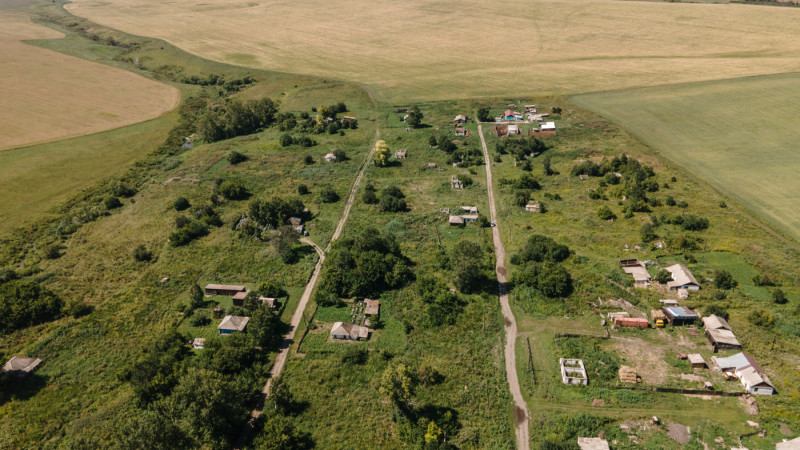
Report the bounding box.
[619,365,640,383]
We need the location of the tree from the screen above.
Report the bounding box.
[303,154,314,165]
[537,264,573,298]
[748,309,775,328]
[0,280,63,333]
[363,184,378,204]
[333,149,347,161]
[380,186,406,212]
[713,270,737,290]
[640,223,657,242]
[173,197,190,211]
[773,288,788,304]
[258,281,287,298]
[373,139,391,167]
[406,105,424,128]
[217,180,249,200]
[133,245,152,262]
[227,150,247,165]
[704,304,729,320]
[380,363,416,408]
[297,184,309,195]
[428,135,438,147]
[189,283,205,309]
[252,413,313,450]
[476,107,491,123]
[542,155,555,175]
[249,196,305,229]
[597,206,616,221]
[424,421,444,445]
[451,241,485,294]
[319,186,340,203]
[279,134,294,147]
[655,269,672,284]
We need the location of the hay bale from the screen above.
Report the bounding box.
[618,365,640,383]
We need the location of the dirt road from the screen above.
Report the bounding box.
[237,128,380,444]
[477,124,530,450]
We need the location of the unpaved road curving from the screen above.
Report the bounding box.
[236,128,380,445]
[477,123,530,449]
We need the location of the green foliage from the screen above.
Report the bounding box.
[713,270,737,290]
[380,363,417,407]
[748,308,775,328]
[319,228,412,297]
[280,133,294,147]
[197,97,278,142]
[406,105,424,128]
[455,174,473,188]
[169,220,209,246]
[558,338,619,383]
[333,149,347,161]
[133,244,153,262]
[596,206,616,221]
[251,412,313,450]
[341,346,369,365]
[189,311,211,327]
[450,241,486,294]
[752,273,775,286]
[173,196,190,211]
[704,304,729,320]
[477,107,491,122]
[437,135,457,153]
[495,136,549,160]
[105,196,123,210]
[682,215,709,231]
[319,186,340,203]
[417,275,464,326]
[297,184,309,195]
[773,288,788,304]
[665,196,676,206]
[123,330,190,405]
[512,262,573,298]
[43,243,64,259]
[249,196,305,229]
[655,269,672,284]
[110,180,138,198]
[303,154,314,165]
[640,223,656,242]
[512,234,570,264]
[0,268,18,284]
[189,283,205,310]
[373,140,391,167]
[227,150,247,165]
[380,186,407,212]
[257,281,287,298]
[363,183,379,204]
[0,280,63,333]
[217,180,249,200]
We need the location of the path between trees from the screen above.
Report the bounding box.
[237,127,380,445]
[477,124,531,450]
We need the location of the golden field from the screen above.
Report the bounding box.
[0,12,179,151]
[65,0,800,102]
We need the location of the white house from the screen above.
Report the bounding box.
[330,322,369,340]
[540,122,556,131]
[324,153,337,162]
[665,264,701,291]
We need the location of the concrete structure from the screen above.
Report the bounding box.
[659,299,679,306]
[665,264,701,291]
[619,259,651,286]
[204,284,246,296]
[394,149,407,159]
[577,437,610,450]
[2,356,42,377]
[448,215,465,227]
[540,121,556,132]
[559,358,588,385]
[324,153,337,162]
[218,315,250,335]
[192,338,206,349]
[330,322,369,340]
[662,306,698,325]
[507,124,520,135]
[260,297,277,308]
[525,200,540,213]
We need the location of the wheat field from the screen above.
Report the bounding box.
[572,73,800,242]
[65,0,800,102]
[0,12,179,151]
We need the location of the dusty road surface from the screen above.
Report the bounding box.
[236,129,380,446]
[477,123,530,449]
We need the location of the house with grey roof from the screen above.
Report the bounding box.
[665,264,700,291]
[218,315,250,335]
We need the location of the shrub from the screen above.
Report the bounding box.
[514,234,570,264]
[333,149,347,161]
[297,184,309,195]
[173,197,190,211]
[456,174,473,187]
[773,288,788,305]
[752,274,775,286]
[363,184,379,204]
[380,186,406,212]
[65,300,93,318]
[105,196,123,210]
[682,215,709,231]
[217,180,249,200]
[597,206,616,221]
[640,223,656,242]
[133,245,153,262]
[280,134,294,147]
[748,309,775,328]
[227,150,247,165]
[704,304,729,320]
[665,196,676,206]
[190,311,211,327]
[319,186,340,203]
[111,180,137,198]
[655,269,672,284]
[713,270,737,290]
[43,243,63,260]
[0,280,63,333]
[169,221,209,246]
[303,154,314,165]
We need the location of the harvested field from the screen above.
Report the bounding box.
[65,0,800,102]
[0,12,178,151]
[572,73,800,242]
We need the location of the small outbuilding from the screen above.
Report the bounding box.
[507,124,520,135]
[455,126,466,137]
[2,356,42,377]
[662,306,698,325]
[324,153,337,162]
[205,284,247,296]
[448,215,465,227]
[218,315,250,335]
[364,298,380,316]
[454,114,466,124]
[394,149,407,159]
[525,200,540,213]
[614,317,649,328]
[687,353,707,369]
[288,216,305,233]
[619,259,651,286]
[540,122,556,133]
[559,358,588,385]
[659,299,679,307]
[232,290,250,306]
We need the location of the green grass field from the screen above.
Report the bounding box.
[571,73,800,242]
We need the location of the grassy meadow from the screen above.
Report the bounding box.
[572,73,800,242]
[63,0,800,102]
[0,12,178,151]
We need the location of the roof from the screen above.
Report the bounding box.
[330,321,367,339]
[577,437,610,450]
[260,296,277,308]
[455,126,466,133]
[706,328,741,347]
[687,353,706,365]
[663,306,698,319]
[739,366,774,389]
[364,299,380,315]
[776,437,800,449]
[232,290,249,301]
[541,122,556,130]
[659,299,679,306]
[289,216,303,226]
[461,214,479,221]
[205,284,246,292]
[449,215,465,224]
[713,352,761,372]
[651,309,667,320]
[703,314,731,330]
[461,206,478,214]
[2,356,42,373]
[395,149,407,157]
[325,153,336,160]
[665,264,700,289]
[504,110,515,117]
[218,315,250,331]
[454,114,466,121]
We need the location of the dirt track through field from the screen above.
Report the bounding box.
[477,124,530,449]
[237,127,380,445]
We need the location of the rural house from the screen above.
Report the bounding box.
[218,315,250,335]
[665,264,700,291]
[712,352,774,395]
[461,206,479,214]
[2,356,42,377]
[363,298,380,316]
[619,259,651,286]
[449,215,465,227]
[232,290,250,306]
[703,315,742,352]
[454,114,466,124]
[504,110,517,121]
[330,322,369,340]
[204,284,246,296]
[662,306,698,325]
